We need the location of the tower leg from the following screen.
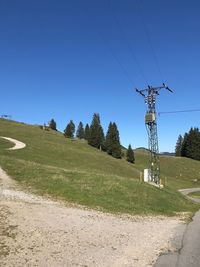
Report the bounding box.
[147,122,160,185]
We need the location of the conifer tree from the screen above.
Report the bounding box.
[64,120,75,138]
[175,134,183,156]
[111,122,122,158]
[84,123,90,141]
[179,128,200,160]
[187,128,200,160]
[126,144,135,163]
[193,128,200,160]
[49,119,57,131]
[105,122,113,155]
[181,133,189,157]
[88,113,104,149]
[76,121,84,139]
[105,122,121,158]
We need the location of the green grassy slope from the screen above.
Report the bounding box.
[0,138,14,149]
[0,118,199,215]
[135,150,200,189]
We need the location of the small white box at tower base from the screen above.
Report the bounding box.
[144,169,150,182]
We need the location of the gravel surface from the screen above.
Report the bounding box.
[0,168,186,267]
[0,137,186,267]
[155,190,200,267]
[178,188,200,203]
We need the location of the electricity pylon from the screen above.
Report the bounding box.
[136,83,173,185]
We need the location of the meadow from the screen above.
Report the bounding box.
[0,118,200,216]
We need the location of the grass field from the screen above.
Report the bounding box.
[0,138,14,150]
[0,118,200,216]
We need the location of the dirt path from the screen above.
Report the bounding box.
[0,137,26,150]
[0,138,186,267]
[179,188,200,203]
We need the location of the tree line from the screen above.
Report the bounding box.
[175,127,200,160]
[48,114,135,163]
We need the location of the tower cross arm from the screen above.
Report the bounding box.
[135,83,173,97]
[135,88,146,97]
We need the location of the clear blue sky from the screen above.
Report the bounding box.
[1,0,200,152]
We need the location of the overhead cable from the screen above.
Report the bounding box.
[99,32,137,87]
[158,109,200,116]
[137,0,165,83]
[109,0,149,86]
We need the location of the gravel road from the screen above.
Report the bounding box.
[155,188,200,267]
[0,137,187,267]
[178,188,200,203]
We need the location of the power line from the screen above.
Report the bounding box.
[84,1,136,88]
[97,28,136,87]
[108,0,149,85]
[158,109,200,116]
[136,0,165,83]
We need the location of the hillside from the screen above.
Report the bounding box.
[0,118,200,215]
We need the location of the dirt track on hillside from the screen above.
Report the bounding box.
[0,137,186,267]
[0,137,26,150]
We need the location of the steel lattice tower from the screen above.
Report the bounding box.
[136,84,173,185]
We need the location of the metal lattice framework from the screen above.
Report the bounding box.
[136,83,173,185]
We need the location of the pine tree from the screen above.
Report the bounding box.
[49,119,57,131]
[88,113,104,149]
[64,120,75,138]
[105,122,113,155]
[194,128,200,160]
[181,133,189,157]
[111,122,122,158]
[105,122,121,158]
[180,128,200,160]
[84,123,90,141]
[175,134,183,156]
[76,121,84,139]
[126,144,135,163]
[187,128,200,160]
